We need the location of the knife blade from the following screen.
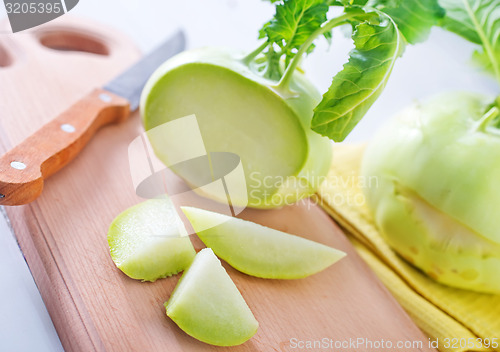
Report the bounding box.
[0,30,186,206]
[104,30,185,111]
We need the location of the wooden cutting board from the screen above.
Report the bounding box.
[0,17,435,352]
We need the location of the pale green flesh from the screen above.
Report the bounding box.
[376,181,500,293]
[362,92,500,293]
[182,206,346,279]
[166,248,258,346]
[364,93,500,244]
[140,47,333,209]
[142,63,308,204]
[107,197,195,282]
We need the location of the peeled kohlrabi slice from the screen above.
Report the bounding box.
[182,206,346,279]
[107,196,195,282]
[165,248,258,346]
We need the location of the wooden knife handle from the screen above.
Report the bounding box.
[0,88,130,206]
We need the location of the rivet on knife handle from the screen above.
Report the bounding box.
[0,88,129,206]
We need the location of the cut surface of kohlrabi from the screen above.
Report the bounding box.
[182,206,346,279]
[107,196,195,282]
[140,47,332,209]
[165,248,258,346]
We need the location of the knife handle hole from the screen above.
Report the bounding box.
[38,31,109,56]
[0,44,12,67]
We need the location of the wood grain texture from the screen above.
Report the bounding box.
[0,16,435,352]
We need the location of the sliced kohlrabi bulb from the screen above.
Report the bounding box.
[107,196,195,282]
[182,206,346,279]
[165,248,258,346]
[140,47,332,209]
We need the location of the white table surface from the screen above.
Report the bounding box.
[0,1,497,351]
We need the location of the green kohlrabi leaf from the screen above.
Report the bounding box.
[331,0,443,44]
[261,0,329,61]
[328,0,367,5]
[369,0,445,44]
[311,12,404,141]
[438,0,500,83]
[341,0,399,7]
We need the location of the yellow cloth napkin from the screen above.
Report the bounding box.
[317,144,500,352]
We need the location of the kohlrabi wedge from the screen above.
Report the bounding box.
[362,92,500,293]
[107,196,195,282]
[181,206,346,279]
[165,248,258,346]
[139,1,438,209]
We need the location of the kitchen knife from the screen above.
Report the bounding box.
[0,30,185,206]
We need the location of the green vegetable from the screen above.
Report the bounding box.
[362,93,500,293]
[182,206,346,279]
[107,197,195,282]
[311,12,403,140]
[141,48,331,208]
[165,248,259,346]
[365,0,445,44]
[141,0,441,208]
[438,0,500,83]
[360,0,500,293]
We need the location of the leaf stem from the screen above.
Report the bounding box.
[475,106,499,132]
[462,0,500,84]
[276,12,360,92]
[241,41,269,65]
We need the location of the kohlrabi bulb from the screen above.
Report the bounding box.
[362,92,500,294]
[140,47,331,209]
